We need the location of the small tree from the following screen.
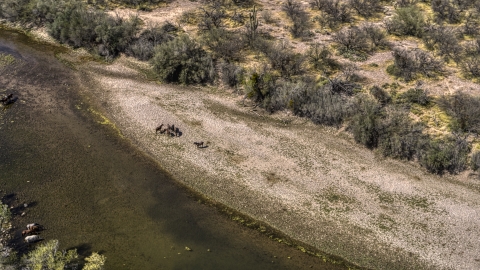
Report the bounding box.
[151,35,214,84]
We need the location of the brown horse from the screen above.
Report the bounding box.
[193,142,204,148]
[22,224,44,236]
[155,124,164,133]
[1,93,13,104]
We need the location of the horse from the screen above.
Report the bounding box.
[22,228,39,236]
[1,93,13,104]
[155,124,164,133]
[26,223,43,230]
[24,235,43,243]
[175,127,182,137]
[193,142,204,148]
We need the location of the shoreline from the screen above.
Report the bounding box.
[5,24,480,269]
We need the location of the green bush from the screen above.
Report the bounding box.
[202,28,245,61]
[437,92,480,132]
[22,240,78,270]
[377,106,424,160]
[422,25,461,62]
[419,136,470,174]
[295,81,354,126]
[151,35,215,84]
[0,203,10,230]
[349,95,382,148]
[396,88,430,105]
[370,85,391,105]
[220,62,244,89]
[431,0,461,23]
[388,48,444,81]
[0,0,32,22]
[471,150,480,171]
[306,43,340,73]
[310,0,353,29]
[83,252,106,270]
[385,6,426,37]
[127,23,177,61]
[243,66,278,104]
[262,41,305,78]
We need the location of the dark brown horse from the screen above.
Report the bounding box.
[193,141,204,148]
[155,124,164,133]
[1,93,13,104]
[22,224,44,236]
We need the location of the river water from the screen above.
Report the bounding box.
[0,28,346,270]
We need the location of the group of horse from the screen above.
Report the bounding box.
[155,123,207,148]
[22,223,45,243]
[155,123,182,137]
[1,93,17,105]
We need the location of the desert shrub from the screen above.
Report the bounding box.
[362,23,390,50]
[370,85,391,105]
[243,66,278,104]
[202,28,245,61]
[419,136,470,174]
[151,35,215,84]
[388,48,444,81]
[464,12,480,36]
[110,0,170,5]
[220,62,244,89]
[310,0,353,28]
[460,39,480,78]
[0,202,10,230]
[283,0,312,38]
[83,252,106,270]
[291,79,355,126]
[333,26,371,56]
[198,2,227,31]
[261,10,275,24]
[396,88,430,105]
[377,105,424,160]
[22,240,79,270]
[0,0,32,22]
[306,43,340,73]
[431,0,461,23]
[334,24,388,59]
[422,25,462,62]
[127,22,177,61]
[48,5,103,47]
[394,0,417,8]
[437,92,480,132]
[263,41,306,77]
[461,56,480,78]
[349,0,383,18]
[94,15,141,59]
[385,6,426,37]
[47,4,141,59]
[349,95,382,148]
[471,150,480,171]
[232,0,255,6]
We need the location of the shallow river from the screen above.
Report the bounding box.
[0,28,346,270]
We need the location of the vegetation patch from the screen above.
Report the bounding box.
[0,53,15,67]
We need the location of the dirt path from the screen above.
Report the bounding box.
[61,53,480,270]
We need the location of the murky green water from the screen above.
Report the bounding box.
[0,28,346,270]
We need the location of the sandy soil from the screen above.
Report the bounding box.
[59,52,480,270]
